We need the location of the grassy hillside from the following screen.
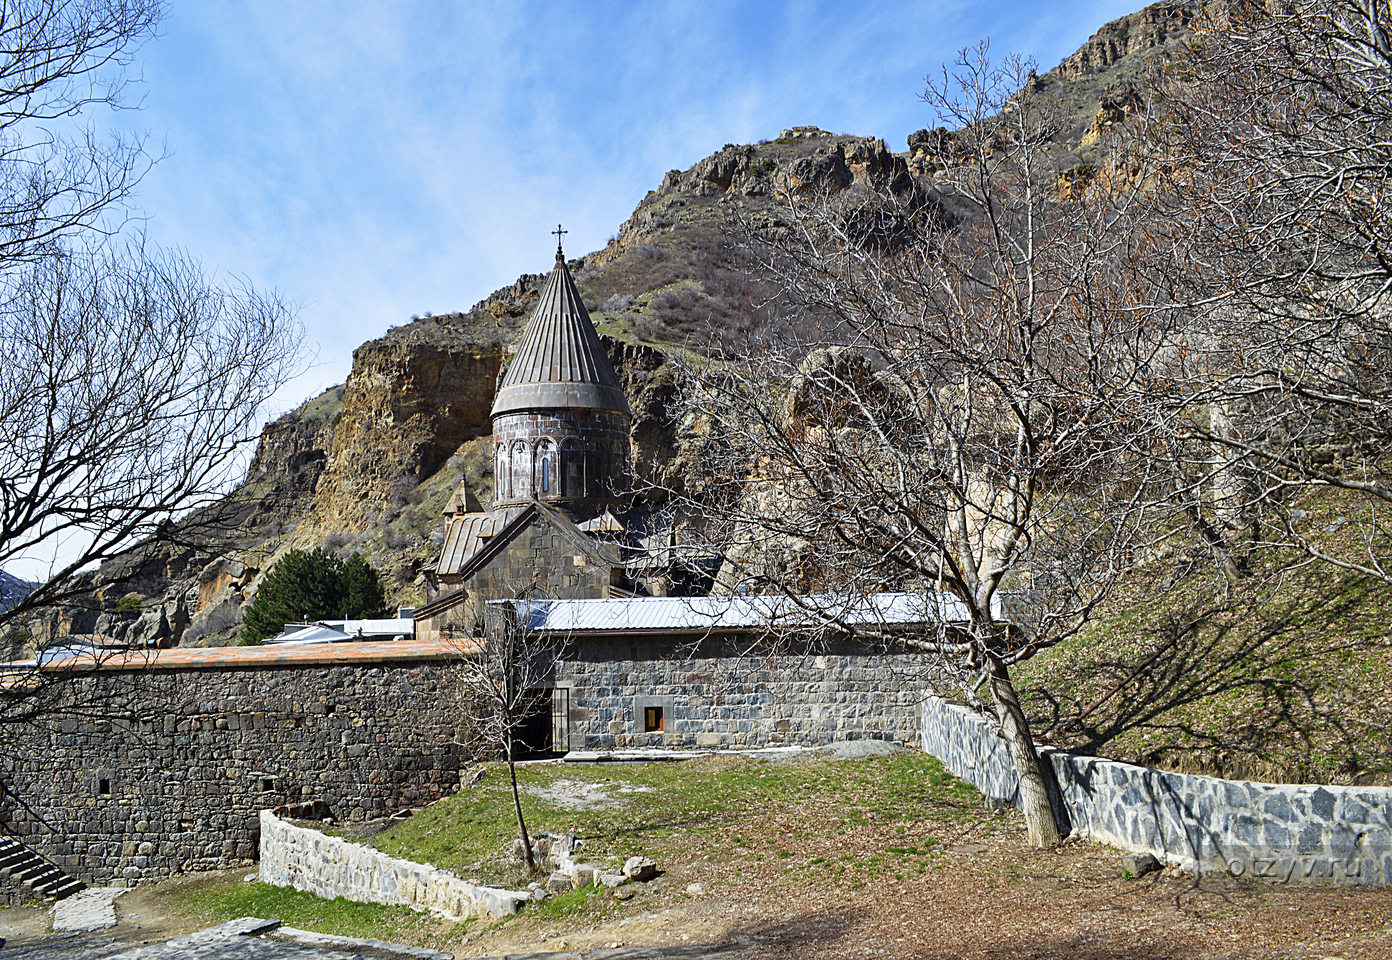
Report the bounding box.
[366,750,983,889]
[153,748,1392,958]
[1018,491,1392,786]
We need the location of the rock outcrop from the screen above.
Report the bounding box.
[1054,1,1199,80]
[298,333,505,537]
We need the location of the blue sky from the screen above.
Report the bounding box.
[122,0,1142,412]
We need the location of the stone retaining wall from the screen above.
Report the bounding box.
[259,810,527,919]
[920,696,1392,884]
[3,644,470,886]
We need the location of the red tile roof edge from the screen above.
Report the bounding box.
[5,638,478,673]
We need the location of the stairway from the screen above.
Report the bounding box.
[0,835,86,900]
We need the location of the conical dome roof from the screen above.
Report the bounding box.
[490,250,632,419]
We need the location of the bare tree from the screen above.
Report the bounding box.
[1124,1,1392,582]
[446,594,567,873]
[0,0,163,265]
[0,0,301,632]
[1,244,301,624]
[0,1,299,848]
[661,47,1168,846]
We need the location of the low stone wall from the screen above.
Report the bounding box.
[561,637,926,750]
[259,810,527,919]
[919,696,1392,884]
[4,641,471,886]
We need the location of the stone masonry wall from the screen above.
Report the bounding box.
[920,696,1392,884]
[466,513,620,600]
[561,637,927,750]
[4,654,469,887]
[259,810,527,919]
[492,409,629,517]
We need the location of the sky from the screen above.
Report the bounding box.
[6,0,1146,583]
[124,0,1142,412]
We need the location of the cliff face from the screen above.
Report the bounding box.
[241,385,343,528]
[299,333,505,537]
[1054,1,1199,81]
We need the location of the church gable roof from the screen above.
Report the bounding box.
[490,250,632,419]
[427,500,623,600]
[435,506,527,576]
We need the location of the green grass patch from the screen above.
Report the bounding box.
[366,751,984,887]
[167,876,459,943]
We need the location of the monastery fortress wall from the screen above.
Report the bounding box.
[3,641,467,892]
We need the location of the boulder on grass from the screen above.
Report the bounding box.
[623,856,658,881]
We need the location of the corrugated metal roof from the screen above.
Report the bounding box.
[436,507,524,575]
[509,592,993,636]
[267,624,352,644]
[490,251,631,418]
[333,618,415,637]
[266,619,415,642]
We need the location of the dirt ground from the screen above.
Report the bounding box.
[4,836,1391,959]
[1,871,227,952]
[452,829,1392,960]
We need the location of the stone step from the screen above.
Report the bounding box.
[0,836,85,901]
[45,878,87,899]
[14,864,63,886]
[30,871,73,893]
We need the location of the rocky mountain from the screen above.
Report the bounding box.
[5,2,1201,652]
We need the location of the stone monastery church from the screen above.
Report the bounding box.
[0,239,940,900]
[411,239,937,755]
[417,239,664,628]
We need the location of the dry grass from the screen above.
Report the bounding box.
[136,750,1392,959]
[1018,491,1392,785]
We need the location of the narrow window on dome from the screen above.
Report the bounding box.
[540,457,549,493]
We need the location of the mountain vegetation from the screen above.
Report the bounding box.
[240,548,390,644]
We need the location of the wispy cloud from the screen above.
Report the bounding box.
[124,0,1142,410]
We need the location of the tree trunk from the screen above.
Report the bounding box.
[505,736,536,872]
[987,654,1061,847]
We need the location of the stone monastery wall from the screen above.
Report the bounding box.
[3,642,469,887]
[559,636,927,750]
[920,696,1392,885]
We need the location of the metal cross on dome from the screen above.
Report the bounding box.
[552,224,567,258]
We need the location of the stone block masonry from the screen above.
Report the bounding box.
[3,640,471,887]
[260,810,527,919]
[920,696,1392,884]
[466,513,619,600]
[562,636,927,749]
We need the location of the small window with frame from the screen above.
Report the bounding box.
[643,706,664,733]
